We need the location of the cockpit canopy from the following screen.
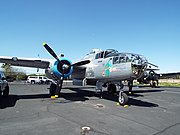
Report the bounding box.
[95,49,118,59]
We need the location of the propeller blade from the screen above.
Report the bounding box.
[55,69,65,96]
[43,43,59,60]
[72,60,90,67]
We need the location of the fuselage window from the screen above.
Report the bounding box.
[113,56,129,64]
[119,57,126,63]
[95,53,99,59]
[113,57,119,64]
[125,56,131,62]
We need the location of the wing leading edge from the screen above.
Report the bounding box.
[0,56,52,69]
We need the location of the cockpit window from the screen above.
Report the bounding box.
[104,49,118,58]
[100,52,104,58]
[95,49,119,59]
[95,53,103,59]
[95,51,105,59]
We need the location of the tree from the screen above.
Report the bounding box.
[16,72,27,80]
[1,64,14,76]
[1,64,27,80]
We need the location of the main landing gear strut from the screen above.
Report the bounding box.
[49,78,63,98]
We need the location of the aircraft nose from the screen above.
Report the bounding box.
[132,55,147,66]
[131,55,148,79]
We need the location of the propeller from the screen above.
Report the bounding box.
[43,43,90,96]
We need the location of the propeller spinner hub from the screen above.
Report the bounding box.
[53,58,73,79]
[57,59,72,74]
[62,64,69,71]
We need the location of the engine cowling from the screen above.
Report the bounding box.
[53,58,73,79]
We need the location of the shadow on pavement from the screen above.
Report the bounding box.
[0,94,49,109]
[0,87,162,109]
[66,87,160,107]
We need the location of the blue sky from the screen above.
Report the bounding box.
[0,0,180,74]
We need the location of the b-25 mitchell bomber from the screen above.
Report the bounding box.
[0,43,157,105]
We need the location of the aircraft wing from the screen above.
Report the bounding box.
[159,72,180,79]
[147,64,159,71]
[147,68,160,71]
[0,56,52,69]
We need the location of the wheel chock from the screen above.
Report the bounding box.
[55,95,59,98]
[123,105,129,108]
[51,96,56,99]
[129,92,132,95]
[116,102,120,106]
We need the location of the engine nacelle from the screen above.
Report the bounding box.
[53,58,73,79]
[137,70,159,84]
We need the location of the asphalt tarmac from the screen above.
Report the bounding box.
[0,84,180,135]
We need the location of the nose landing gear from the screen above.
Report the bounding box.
[118,91,128,106]
[107,82,129,106]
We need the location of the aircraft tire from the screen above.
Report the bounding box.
[152,82,156,87]
[50,83,56,96]
[119,92,128,106]
[152,81,158,88]
[156,80,159,87]
[3,85,9,97]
